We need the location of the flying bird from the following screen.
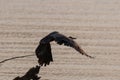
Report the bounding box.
[35,31,94,66]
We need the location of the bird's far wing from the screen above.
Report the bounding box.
[52,33,94,58]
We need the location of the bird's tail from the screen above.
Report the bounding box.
[0,54,34,64]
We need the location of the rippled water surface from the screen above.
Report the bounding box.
[0,0,120,80]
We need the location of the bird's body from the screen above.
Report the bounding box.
[35,31,94,66]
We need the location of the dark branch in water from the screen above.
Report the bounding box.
[0,54,34,64]
[13,65,41,80]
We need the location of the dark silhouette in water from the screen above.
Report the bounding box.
[35,31,94,66]
[13,65,41,80]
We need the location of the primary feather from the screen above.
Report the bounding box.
[35,31,94,66]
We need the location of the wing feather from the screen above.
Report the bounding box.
[35,43,53,66]
[51,32,94,58]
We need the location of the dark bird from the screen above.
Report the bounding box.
[35,31,94,66]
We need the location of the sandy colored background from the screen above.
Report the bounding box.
[0,0,120,80]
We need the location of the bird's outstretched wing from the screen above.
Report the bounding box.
[50,32,94,58]
[35,43,53,66]
[35,31,94,66]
